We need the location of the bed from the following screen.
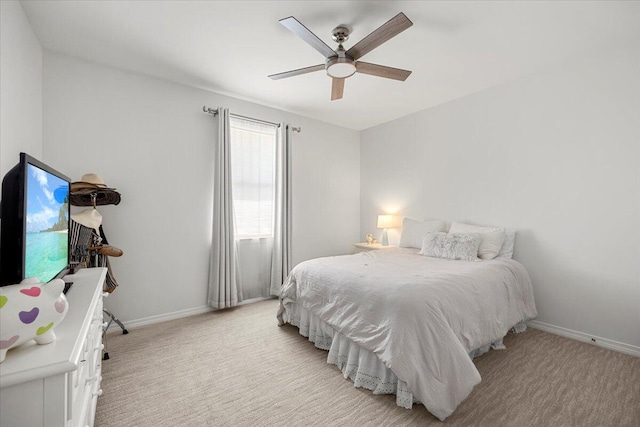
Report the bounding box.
[277,220,537,421]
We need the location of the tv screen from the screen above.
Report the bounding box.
[0,153,71,286]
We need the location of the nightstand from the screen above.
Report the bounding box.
[354,243,396,253]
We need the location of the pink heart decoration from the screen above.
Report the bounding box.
[20,287,41,297]
[19,307,39,324]
[55,300,66,313]
[0,335,19,349]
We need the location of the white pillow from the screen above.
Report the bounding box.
[496,229,516,259]
[399,218,449,249]
[448,222,506,260]
[419,232,481,261]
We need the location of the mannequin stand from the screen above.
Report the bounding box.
[104,309,128,334]
[102,309,128,361]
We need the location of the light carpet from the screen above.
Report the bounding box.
[95,299,640,426]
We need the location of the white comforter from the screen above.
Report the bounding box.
[277,248,537,421]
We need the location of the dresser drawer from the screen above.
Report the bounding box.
[68,282,105,426]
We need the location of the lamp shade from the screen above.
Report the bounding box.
[377,214,401,229]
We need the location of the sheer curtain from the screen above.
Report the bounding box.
[270,124,292,296]
[230,117,277,299]
[208,108,242,308]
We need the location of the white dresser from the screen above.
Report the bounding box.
[0,267,107,427]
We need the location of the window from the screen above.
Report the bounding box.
[230,116,277,238]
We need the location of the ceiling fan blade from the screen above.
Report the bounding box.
[346,12,413,60]
[268,64,325,80]
[331,78,344,100]
[279,16,337,58]
[355,62,412,81]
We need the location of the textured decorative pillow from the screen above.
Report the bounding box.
[419,232,481,261]
[496,229,516,259]
[448,222,506,260]
[399,218,449,249]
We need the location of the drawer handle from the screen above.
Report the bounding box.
[85,374,99,384]
[102,322,109,329]
[93,389,103,397]
[94,343,105,351]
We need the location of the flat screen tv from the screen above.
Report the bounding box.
[0,153,71,286]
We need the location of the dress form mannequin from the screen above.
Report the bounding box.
[70,208,102,233]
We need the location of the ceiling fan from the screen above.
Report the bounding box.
[268,12,413,100]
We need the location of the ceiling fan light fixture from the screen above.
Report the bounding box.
[326,57,356,79]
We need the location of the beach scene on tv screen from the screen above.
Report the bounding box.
[25,164,69,283]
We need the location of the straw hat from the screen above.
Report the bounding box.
[71,173,115,193]
[71,209,103,233]
[70,173,121,206]
[70,189,121,206]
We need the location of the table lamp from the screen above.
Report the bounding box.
[377,214,401,246]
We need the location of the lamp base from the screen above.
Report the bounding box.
[381,229,389,246]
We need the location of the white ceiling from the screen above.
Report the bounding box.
[21,1,640,130]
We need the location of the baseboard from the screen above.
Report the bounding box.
[105,296,275,333]
[105,305,214,333]
[527,320,640,357]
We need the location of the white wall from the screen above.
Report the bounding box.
[43,52,360,324]
[360,46,640,350]
[0,1,42,177]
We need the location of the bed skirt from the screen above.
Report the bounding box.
[281,302,525,410]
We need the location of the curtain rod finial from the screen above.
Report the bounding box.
[203,105,219,116]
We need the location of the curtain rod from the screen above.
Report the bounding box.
[202,105,301,133]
